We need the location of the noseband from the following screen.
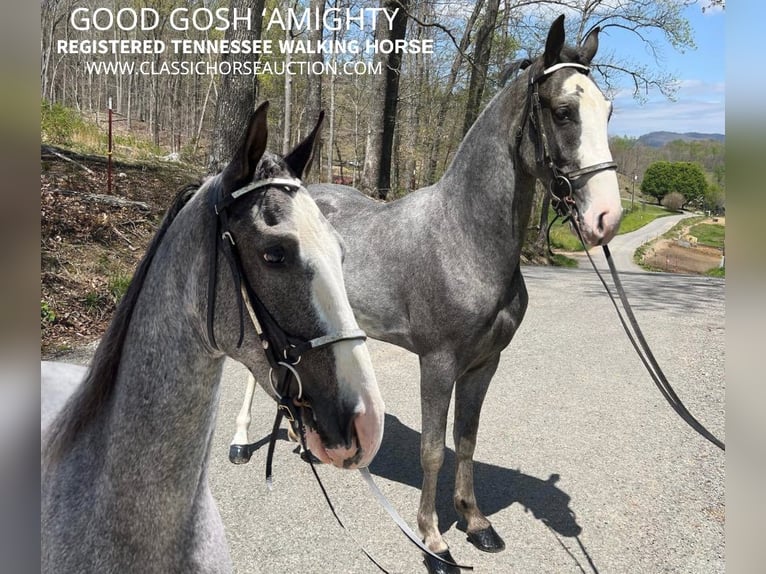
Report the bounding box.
[206,176,366,411]
[515,62,617,218]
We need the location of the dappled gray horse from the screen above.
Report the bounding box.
[314,17,620,570]
[41,102,385,573]
[232,15,621,572]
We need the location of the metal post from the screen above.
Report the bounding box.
[631,173,637,211]
[107,97,113,195]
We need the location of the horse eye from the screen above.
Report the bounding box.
[263,246,286,266]
[554,107,570,121]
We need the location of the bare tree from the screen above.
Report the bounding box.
[377,0,410,199]
[462,0,500,136]
[358,0,391,196]
[208,0,265,174]
[301,0,325,182]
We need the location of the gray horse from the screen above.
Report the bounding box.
[230,15,621,572]
[41,102,385,573]
[312,17,621,571]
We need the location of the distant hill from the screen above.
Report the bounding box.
[637,131,725,148]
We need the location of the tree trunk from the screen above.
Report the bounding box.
[534,188,552,257]
[282,30,293,155]
[425,0,485,184]
[462,0,500,136]
[376,0,410,200]
[359,0,390,196]
[303,0,325,182]
[208,0,264,174]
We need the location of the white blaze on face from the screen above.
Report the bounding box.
[292,191,385,467]
[562,74,622,245]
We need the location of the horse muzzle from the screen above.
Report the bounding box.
[575,170,622,246]
[304,393,384,470]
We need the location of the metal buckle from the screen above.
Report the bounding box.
[278,402,295,423]
[222,231,235,245]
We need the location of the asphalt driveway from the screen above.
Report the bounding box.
[209,263,725,573]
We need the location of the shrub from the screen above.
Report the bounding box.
[41,100,83,145]
[661,192,685,211]
[41,300,56,324]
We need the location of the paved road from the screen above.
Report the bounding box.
[572,211,697,272]
[208,265,725,573]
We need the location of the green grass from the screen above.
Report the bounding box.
[549,253,578,267]
[660,215,706,240]
[617,201,676,234]
[705,266,725,278]
[546,200,676,252]
[547,216,585,251]
[688,223,725,249]
[84,291,105,311]
[108,273,132,303]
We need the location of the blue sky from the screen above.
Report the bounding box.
[604,5,725,138]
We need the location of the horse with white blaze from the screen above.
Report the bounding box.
[41,102,385,573]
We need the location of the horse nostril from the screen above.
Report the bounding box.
[344,413,358,449]
[597,211,608,234]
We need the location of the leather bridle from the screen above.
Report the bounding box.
[520,68,725,452]
[514,61,617,219]
[206,176,367,419]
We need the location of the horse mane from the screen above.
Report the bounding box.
[45,180,204,462]
[499,58,532,87]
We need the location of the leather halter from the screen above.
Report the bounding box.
[515,62,617,218]
[205,176,367,405]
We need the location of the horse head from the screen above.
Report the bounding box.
[210,102,385,469]
[518,15,622,246]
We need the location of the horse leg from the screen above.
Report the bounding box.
[453,353,505,552]
[417,353,461,574]
[229,373,256,464]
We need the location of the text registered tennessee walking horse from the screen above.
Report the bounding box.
[232,15,621,572]
[41,102,385,573]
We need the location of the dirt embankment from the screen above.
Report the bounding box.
[41,147,204,356]
[639,217,725,274]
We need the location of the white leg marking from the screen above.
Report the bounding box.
[232,373,256,446]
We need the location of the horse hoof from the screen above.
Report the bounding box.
[466,525,505,553]
[228,444,252,464]
[423,549,461,574]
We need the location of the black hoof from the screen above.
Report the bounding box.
[228,444,252,464]
[466,525,505,553]
[423,549,461,574]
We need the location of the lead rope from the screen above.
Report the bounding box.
[554,206,724,451]
[358,468,473,571]
[265,388,473,572]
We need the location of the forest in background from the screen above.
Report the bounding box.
[41,0,726,253]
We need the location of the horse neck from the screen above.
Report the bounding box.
[437,79,537,258]
[92,197,222,520]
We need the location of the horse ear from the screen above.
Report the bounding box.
[284,110,325,178]
[221,101,270,194]
[580,26,600,64]
[544,14,566,68]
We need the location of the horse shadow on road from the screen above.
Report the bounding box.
[369,414,582,540]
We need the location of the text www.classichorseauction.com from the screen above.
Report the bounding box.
[57,6,432,77]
